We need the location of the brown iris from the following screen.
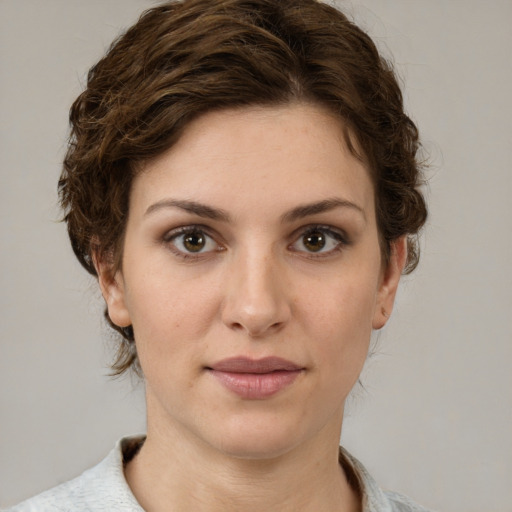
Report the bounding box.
[183,231,206,252]
[303,230,326,252]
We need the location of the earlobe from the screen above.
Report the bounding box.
[93,251,132,328]
[372,237,408,330]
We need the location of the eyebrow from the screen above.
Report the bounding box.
[144,197,365,223]
[145,199,231,222]
[280,198,366,223]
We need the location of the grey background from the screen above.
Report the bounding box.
[1,1,511,510]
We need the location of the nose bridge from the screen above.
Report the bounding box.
[222,241,290,336]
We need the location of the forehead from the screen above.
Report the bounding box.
[132,103,375,221]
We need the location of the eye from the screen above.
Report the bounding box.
[166,227,219,256]
[290,226,347,255]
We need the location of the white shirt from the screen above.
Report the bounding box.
[6,436,434,511]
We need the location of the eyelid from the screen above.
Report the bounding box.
[161,223,350,260]
[162,224,224,258]
[288,224,351,256]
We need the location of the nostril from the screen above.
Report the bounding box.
[247,321,284,338]
[221,276,291,337]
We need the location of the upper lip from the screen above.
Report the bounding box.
[208,357,303,374]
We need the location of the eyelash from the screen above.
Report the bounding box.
[162,224,350,260]
[162,225,222,260]
[289,225,350,258]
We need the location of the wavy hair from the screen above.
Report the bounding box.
[60,0,427,374]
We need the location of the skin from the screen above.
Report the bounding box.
[97,103,406,511]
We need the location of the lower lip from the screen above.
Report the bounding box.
[209,369,302,399]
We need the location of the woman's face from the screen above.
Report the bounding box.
[100,103,405,459]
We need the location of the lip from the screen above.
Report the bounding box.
[206,357,304,399]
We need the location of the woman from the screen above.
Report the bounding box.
[8,0,429,510]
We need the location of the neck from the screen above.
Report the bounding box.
[125,416,361,512]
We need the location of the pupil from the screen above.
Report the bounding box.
[304,231,325,252]
[184,232,205,252]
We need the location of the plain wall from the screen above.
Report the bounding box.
[1,1,511,510]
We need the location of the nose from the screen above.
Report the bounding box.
[221,248,291,338]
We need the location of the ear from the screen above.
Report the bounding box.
[93,251,131,328]
[372,236,408,330]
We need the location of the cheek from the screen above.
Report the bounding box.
[301,271,378,329]
[124,269,220,363]
[299,275,377,368]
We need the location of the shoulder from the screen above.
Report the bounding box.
[4,471,97,512]
[339,446,436,512]
[383,490,435,512]
[4,436,145,512]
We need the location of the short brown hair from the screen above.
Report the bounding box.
[60,0,427,374]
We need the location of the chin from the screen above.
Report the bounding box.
[203,411,313,461]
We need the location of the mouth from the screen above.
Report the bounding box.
[206,357,304,399]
